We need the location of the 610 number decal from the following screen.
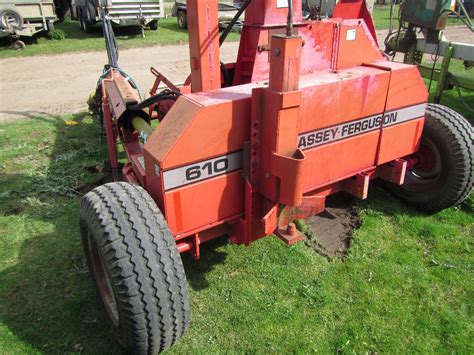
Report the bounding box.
[186,158,229,181]
[163,151,243,190]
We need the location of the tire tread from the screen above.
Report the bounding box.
[80,182,190,354]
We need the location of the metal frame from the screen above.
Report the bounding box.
[407,37,474,103]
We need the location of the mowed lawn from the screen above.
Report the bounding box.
[0,76,473,353]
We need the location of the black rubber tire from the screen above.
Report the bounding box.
[80,182,190,354]
[83,4,94,33]
[0,9,23,30]
[47,20,55,37]
[78,7,85,31]
[386,104,473,212]
[47,20,55,32]
[12,40,26,50]
[177,10,187,29]
[85,0,97,25]
[149,19,159,30]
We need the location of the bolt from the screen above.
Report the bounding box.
[274,48,281,56]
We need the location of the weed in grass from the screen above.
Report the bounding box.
[48,29,67,41]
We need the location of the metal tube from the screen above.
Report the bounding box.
[287,0,294,36]
[177,242,193,253]
[132,116,154,144]
[434,46,454,104]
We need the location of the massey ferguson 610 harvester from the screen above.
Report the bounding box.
[80,0,473,353]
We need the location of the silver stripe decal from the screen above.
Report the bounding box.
[162,104,426,190]
[163,151,243,191]
[298,103,427,150]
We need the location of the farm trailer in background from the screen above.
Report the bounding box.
[0,0,56,49]
[72,0,164,32]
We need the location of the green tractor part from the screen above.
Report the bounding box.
[401,0,453,30]
[385,0,473,111]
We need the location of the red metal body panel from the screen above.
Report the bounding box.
[187,0,221,92]
[164,172,244,235]
[245,0,302,25]
[332,0,378,45]
[335,21,382,68]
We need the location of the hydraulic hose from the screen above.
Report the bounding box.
[127,90,181,111]
[102,11,119,67]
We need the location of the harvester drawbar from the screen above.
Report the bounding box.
[80,1,473,353]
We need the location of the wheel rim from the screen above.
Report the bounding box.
[2,11,23,30]
[86,232,120,327]
[178,13,185,28]
[405,137,442,189]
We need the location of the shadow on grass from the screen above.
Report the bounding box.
[0,113,118,353]
[182,237,229,291]
[56,21,144,40]
[0,113,229,353]
[0,225,126,354]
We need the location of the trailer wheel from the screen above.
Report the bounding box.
[0,9,23,30]
[47,19,55,33]
[78,7,85,31]
[386,104,473,212]
[83,3,94,33]
[85,0,97,26]
[177,10,187,29]
[12,40,26,50]
[80,182,190,354]
[149,19,159,30]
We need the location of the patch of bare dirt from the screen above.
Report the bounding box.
[74,164,109,194]
[76,175,112,195]
[302,193,361,259]
[0,42,239,122]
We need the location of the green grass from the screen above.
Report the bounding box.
[0,18,240,59]
[0,89,473,353]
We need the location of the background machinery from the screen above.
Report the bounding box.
[0,0,57,49]
[80,0,473,353]
[172,1,244,31]
[384,0,474,110]
[72,0,164,33]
